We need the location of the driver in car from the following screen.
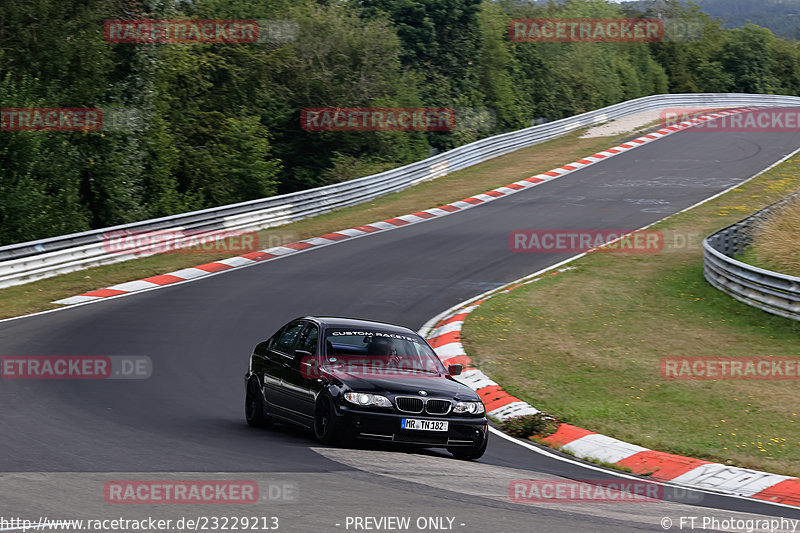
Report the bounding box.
[366,337,397,356]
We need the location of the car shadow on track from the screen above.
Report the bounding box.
[245,419,455,459]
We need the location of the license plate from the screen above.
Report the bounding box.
[401,418,448,431]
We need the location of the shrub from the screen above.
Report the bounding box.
[500,412,559,438]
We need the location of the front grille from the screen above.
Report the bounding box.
[425,399,452,415]
[395,396,424,413]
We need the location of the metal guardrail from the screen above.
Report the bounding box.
[703,192,800,322]
[3,92,800,289]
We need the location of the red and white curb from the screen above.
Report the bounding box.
[418,269,800,508]
[53,108,757,306]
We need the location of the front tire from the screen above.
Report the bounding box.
[245,377,271,428]
[448,437,487,460]
[313,395,341,445]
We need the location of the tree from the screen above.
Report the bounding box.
[0,72,89,242]
[718,25,782,93]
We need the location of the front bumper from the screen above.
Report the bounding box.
[337,404,488,447]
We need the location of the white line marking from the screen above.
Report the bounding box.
[106,280,159,292]
[216,256,256,267]
[488,427,799,510]
[427,321,462,338]
[334,228,367,238]
[488,401,540,420]
[166,268,207,280]
[432,342,467,359]
[364,221,396,231]
[561,434,648,464]
[1,108,787,326]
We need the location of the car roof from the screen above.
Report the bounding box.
[303,316,417,335]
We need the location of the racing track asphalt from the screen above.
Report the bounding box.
[2,109,800,531]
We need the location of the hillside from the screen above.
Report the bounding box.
[622,0,800,39]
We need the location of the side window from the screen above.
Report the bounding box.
[274,322,305,354]
[297,324,319,354]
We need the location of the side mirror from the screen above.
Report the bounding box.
[448,364,463,376]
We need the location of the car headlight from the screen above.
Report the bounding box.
[453,401,485,415]
[344,392,392,408]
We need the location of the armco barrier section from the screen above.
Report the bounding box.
[703,191,800,321]
[3,93,800,288]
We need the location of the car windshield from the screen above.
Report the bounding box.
[323,328,445,375]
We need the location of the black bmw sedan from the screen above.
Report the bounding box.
[244,316,489,459]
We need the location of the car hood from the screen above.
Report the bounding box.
[326,369,478,400]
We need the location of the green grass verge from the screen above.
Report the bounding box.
[462,153,800,477]
[0,123,661,320]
